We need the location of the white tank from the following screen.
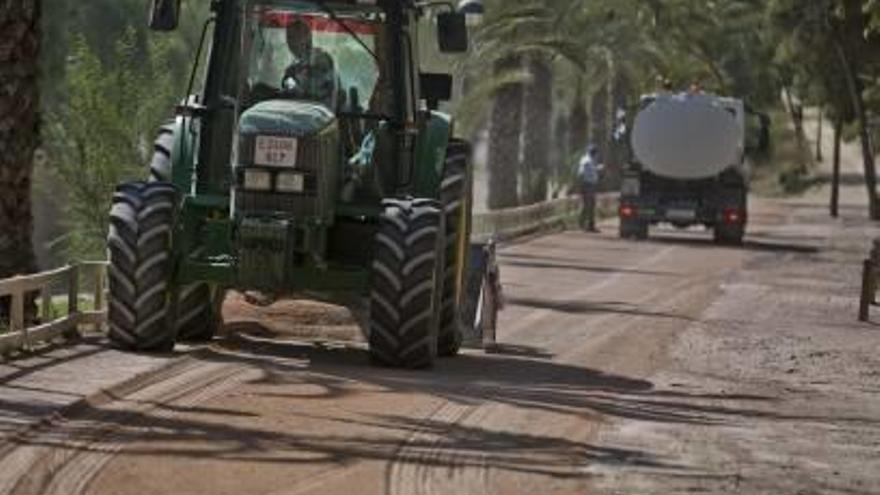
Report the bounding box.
[631,93,745,180]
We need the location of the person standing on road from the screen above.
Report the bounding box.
[576,144,603,232]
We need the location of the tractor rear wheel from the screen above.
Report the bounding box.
[149,122,174,182]
[106,181,177,352]
[369,199,445,369]
[438,140,471,357]
[147,123,219,342]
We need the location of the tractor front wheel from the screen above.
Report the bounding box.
[369,199,445,369]
[176,284,225,342]
[106,181,177,352]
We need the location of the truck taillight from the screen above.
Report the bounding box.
[620,205,637,218]
[723,208,744,224]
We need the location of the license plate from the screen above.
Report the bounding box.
[666,208,696,221]
[255,136,298,167]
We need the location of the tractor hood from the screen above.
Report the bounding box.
[239,100,336,137]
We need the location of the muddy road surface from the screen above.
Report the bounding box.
[2,190,879,494]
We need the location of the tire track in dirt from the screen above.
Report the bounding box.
[385,243,732,495]
[387,401,490,495]
[0,359,261,495]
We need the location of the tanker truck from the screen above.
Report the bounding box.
[619,93,748,244]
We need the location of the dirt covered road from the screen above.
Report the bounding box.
[2,119,879,494]
[2,195,877,494]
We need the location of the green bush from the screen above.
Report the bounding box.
[44,31,179,261]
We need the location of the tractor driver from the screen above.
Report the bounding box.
[282,19,340,108]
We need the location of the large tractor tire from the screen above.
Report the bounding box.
[175,283,225,342]
[437,140,471,357]
[369,199,445,369]
[149,123,174,182]
[147,123,220,342]
[106,182,177,352]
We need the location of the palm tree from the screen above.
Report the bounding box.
[521,54,553,204]
[486,54,524,209]
[0,1,40,311]
[468,0,582,208]
[770,0,880,218]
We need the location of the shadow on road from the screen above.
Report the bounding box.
[644,234,820,254]
[484,342,556,359]
[504,297,694,321]
[0,337,107,385]
[15,328,876,483]
[499,257,679,277]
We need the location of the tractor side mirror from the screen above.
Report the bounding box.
[149,0,180,31]
[437,12,468,53]
[420,73,452,111]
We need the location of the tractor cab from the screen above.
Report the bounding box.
[235,2,393,216]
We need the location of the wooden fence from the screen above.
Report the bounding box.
[0,262,107,355]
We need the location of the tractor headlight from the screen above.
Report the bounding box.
[243,169,272,191]
[276,172,305,193]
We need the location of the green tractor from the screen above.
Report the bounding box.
[106,0,488,368]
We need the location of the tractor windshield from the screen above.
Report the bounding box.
[240,3,386,113]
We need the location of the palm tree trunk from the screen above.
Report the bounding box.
[832,26,878,219]
[568,79,588,155]
[826,0,878,218]
[816,106,824,162]
[607,71,630,190]
[568,79,588,195]
[521,56,552,205]
[487,54,523,210]
[553,114,568,197]
[0,1,40,320]
[590,84,609,178]
[782,86,803,139]
[831,116,842,218]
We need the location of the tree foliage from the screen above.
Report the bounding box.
[466,0,787,208]
[38,0,209,261]
[45,32,179,259]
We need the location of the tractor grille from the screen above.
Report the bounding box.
[237,190,317,216]
[235,125,339,222]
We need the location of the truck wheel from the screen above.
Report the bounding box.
[714,225,744,245]
[147,123,217,341]
[369,199,445,369]
[620,220,648,240]
[438,141,470,357]
[106,182,177,352]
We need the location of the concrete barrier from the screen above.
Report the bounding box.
[471,193,617,242]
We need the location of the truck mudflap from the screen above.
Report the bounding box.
[461,239,504,347]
